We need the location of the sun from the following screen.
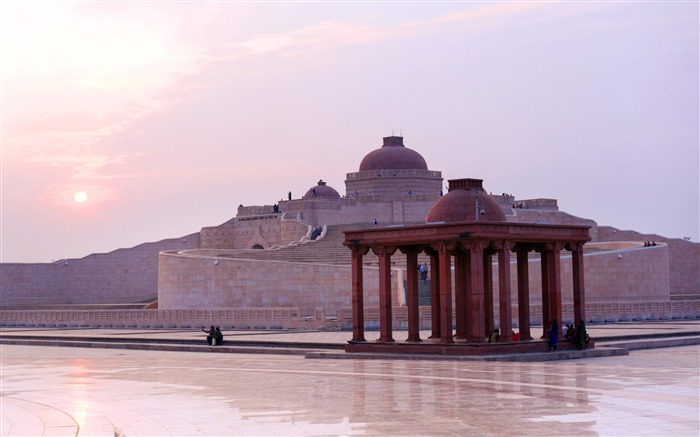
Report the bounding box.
[74,191,88,203]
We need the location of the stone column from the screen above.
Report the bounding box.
[436,242,455,344]
[454,251,468,340]
[427,248,441,339]
[496,241,513,342]
[516,247,532,341]
[539,247,550,338]
[483,248,494,337]
[402,247,421,342]
[570,242,587,324]
[373,246,397,343]
[351,246,369,342]
[466,241,486,342]
[548,243,563,332]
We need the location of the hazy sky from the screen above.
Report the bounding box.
[2,1,698,263]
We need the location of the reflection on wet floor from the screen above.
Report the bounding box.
[1,345,698,436]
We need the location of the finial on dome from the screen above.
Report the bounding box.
[448,178,483,192]
[382,136,404,147]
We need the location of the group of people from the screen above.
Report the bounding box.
[202,326,224,345]
[418,263,429,284]
[643,241,657,247]
[547,319,589,351]
[310,226,323,240]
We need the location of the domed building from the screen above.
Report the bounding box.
[343,176,591,354]
[303,180,340,199]
[2,134,696,334]
[346,136,443,204]
[199,136,445,250]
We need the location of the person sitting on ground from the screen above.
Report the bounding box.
[565,324,576,343]
[202,325,215,345]
[488,328,500,343]
[214,326,224,345]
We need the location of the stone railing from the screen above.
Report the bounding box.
[3,301,697,331]
[336,300,700,330]
[0,308,335,330]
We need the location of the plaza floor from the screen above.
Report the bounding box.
[1,323,699,436]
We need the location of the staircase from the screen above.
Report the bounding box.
[214,223,440,268]
[217,224,356,265]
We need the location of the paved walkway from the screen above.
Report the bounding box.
[2,320,699,346]
[1,321,699,436]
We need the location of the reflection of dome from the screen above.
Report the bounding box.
[303,180,341,199]
[426,178,505,223]
[359,136,428,171]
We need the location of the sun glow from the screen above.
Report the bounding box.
[74,191,88,203]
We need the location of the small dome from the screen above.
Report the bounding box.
[303,180,340,199]
[426,178,506,223]
[359,136,428,172]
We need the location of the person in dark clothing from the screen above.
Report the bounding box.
[575,319,587,350]
[202,325,215,345]
[214,326,224,345]
[548,319,559,351]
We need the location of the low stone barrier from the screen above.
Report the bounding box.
[336,300,700,330]
[0,308,335,330]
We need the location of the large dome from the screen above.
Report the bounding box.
[426,178,506,223]
[359,136,428,172]
[303,179,341,199]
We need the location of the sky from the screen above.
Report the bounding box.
[1,1,698,263]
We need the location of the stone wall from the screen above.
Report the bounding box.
[3,300,698,331]
[0,233,201,308]
[281,198,437,228]
[157,242,673,320]
[200,216,308,250]
[345,168,443,200]
[507,209,600,242]
[598,226,699,297]
[157,251,395,316]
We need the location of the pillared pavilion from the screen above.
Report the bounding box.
[344,178,591,355]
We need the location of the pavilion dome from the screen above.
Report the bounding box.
[358,136,428,172]
[303,179,341,199]
[426,178,506,223]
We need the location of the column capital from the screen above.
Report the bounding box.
[512,242,535,253]
[430,241,458,254]
[399,245,424,255]
[534,242,564,253]
[466,240,489,252]
[371,245,397,257]
[490,240,516,252]
[565,241,585,252]
[351,245,370,258]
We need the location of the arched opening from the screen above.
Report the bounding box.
[251,244,264,250]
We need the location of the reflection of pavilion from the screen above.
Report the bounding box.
[344,178,591,355]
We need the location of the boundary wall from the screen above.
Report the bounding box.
[0,233,200,308]
[2,301,698,331]
[598,226,700,297]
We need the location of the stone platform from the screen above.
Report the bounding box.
[1,321,698,436]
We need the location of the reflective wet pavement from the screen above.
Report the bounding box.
[2,343,698,436]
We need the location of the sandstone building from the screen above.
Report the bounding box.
[1,136,698,328]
